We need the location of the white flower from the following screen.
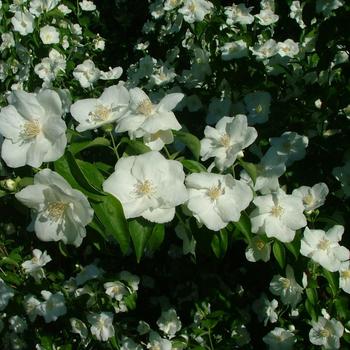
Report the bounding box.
[300,226,349,272]
[23,294,41,322]
[277,39,299,58]
[142,129,175,151]
[178,0,214,24]
[163,0,183,11]
[290,1,306,29]
[9,315,27,333]
[250,189,307,243]
[206,96,232,125]
[29,0,60,16]
[186,173,253,231]
[75,263,104,286]
[339,261,350,294]
[58,4,71,14]
[15,169,94,247]
[269,265,303,309]
[316,0,344,16]
[70,318,89,339]
[0,278,14,311]
[73,59,100,88]
[116,88,183,139]
[119,271,140,291]
[99,66,123,80]
[0,89,67,168]
[255,9,279,26]
[251,39,278,60]
[120,337,143,350]
[0,33,15,50]
[263,327,296,350]
[38,290,67,323]
[11,11,34,36]
[333,161,350,197]
[200,115,257,171]
[292,183,329,212]
[70,83,129,132]
[245,235,271,262]
[21,249,52,282]
[147,331,172,350]
[224,4,254,25]
[34,48,66,83]
[79,0,96,11]
[269,131,309,166]
[252,293,278,325]
[88,312,115,342]
[157,308,182,338]
[103,151,188,223]
[309,316,344,349]
[220,40,248,61]
[244,91,271,125]
[104,281,128,301]
[39,25,60,44]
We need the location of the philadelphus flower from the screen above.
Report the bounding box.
[21,249,52,282]
[250,189,307,242]
[103,151,188,223]
[333,161,350,197]
[70,83,129,131]
[292,182,329,212]
[309,316,344,349]
[255,9,279,26]
[73,59,100,88]
[39,290,67,323]
[147,331,172,350]
[116,88,183,142]
[252,293,278,326]
[200,115,257,171]
[70,318,89,340]
[88,312,115,342]
[220,40,248,61]
[75,263,104,286]
[0,278,14,311]
[104,281,128,301]
[29,0,60,16]
[157,308,182,339]
[185,173,252,231]
[245,235,271,262]
[339,261,350,294]
[263,327,296,350]
[11,11,34,36]
[39,25,60,44]
[15,169,94,247]
[224,3,254,25]
[300,226,349,272]
[0,89,67,168]
[9,315,27,333]
[243,91,271,125]
[79,0,96,11]
[269,265,303,309]
[178,0,214,24]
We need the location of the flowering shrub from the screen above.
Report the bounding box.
[0,0,350,349]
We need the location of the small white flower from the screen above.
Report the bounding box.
[206,96,232,125]
[220,40,248,61]
[0,33,15,50]
[9,315,27,333]
[269,265,303,309]
[120,337,143,350]
[333,161,350,197]
[255,9,279,26]
[186,172,253,231]
[39,25,60,44]
[300,226,349,272]
[70,83,129,132]
[292,183,329,212]
[15,169,94,247]
[290,1,306,29]
[252,293,278,325]
[29,0,60,16]
[57,4,72,14]
[200,114,257,171]
[339,261,350,294]
[147,331,172,350]
[23,294,41,322]
[103,151,188,223]
[309,316,344,349]
[99,66,123,80]
[224,3,254,25]
[263,327,296,350]
[75,263,104,286]
[244,91,271,125]
[21,249,52,282]
[11,11,34,36]
[79,0,96,11]
[157,308,182,338]
[245,235,271,262]
[178,0,214,24]
[73,59,100,88]
[104,281,128,301]
[70,318,89,339]
[88,312,115,342]
[38,290,67,323]
[251,39,278,60]
[0,278,14,311]
[277,39,299,58]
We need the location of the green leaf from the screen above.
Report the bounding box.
[121,137,151,155]
[285,240,300,260]
[305,299,318,321]
[234,213,252,243]
[211,229,228,259]
[76,159,105,190]
[129,218,153,263]
[146,224,165,254]
[272,240,286,269]
[238,159,257,185]
[58,241,69,257]
[322,269,338,297]
[181,159,207,173]
[174,130,201,160]
[305,287,318,305]
[335,297,349,320]
[92,194,130,255]
[69,137,110,155]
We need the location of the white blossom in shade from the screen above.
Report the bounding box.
[9,315,27,333]
[23,294,41,322]
[79,0,96,11]
[339,261,350,294]
[119,271,140,291]
[300,226,349,272]
[73,59,100,88]
[99,66,123,80]
[88,312,115,342]
[277,39,299,58]
[263,327,296,350]
[0,89,67,168]
[185,173,253,231]
[163,0,182,11]
[245,235,271,262]
[38,290,67,323]
[255,9,279,26]
[21,249,52,282]
[290,1,306,28]
[0,278,14,311]
[316,0,344,15]
[157,308,182,339]
[75,263,104,286]
[178,0,214,24]
[39,25,60,44]
[292,183,329,212]
[11,11,34,36]
[34,49,66,84]
[224,3,254,25]
[206,96,232,125]
[269,265,303,309]
[15,169,94,247]
[104,281,128,301]
[142,130,174,151]
[251,39,278,61]
[269,131,309,166]
[29,0,60,16]
[252,293,278,325]
[200,115,257,171]
[244,91,271,125]
[70,83,129,132]
[333,161,350,197]
[250,189,307,243]
[147,331,172,350]
[70,318,89,340]
[0,33,15,51]
[116,88,183,139]
[309,316,344,349]
[120,337,143,350]
[103,151,188,223]
[220,40,248,61]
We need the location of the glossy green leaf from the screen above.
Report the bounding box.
[211,229,228,259]
[129,218,153,263]
[272,240,286,269]
[305,287,318,305]
[234,213,252,243]
[238,159,257,185]
[146,224,165,254]
[181,159,207,173]
[174,130,201,160]
[69,136,110,155]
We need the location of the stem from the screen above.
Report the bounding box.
[208,328,214,350]
[163,145,171,159]
[109,131,119,159]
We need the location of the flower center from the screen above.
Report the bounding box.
[283,142,292,151]
[207,183,225,201]
[280,277,291,289]
[136,99,154,116]
[341,270,350,279]
[255,104,263,113]
[303,194,314,206]
[317,238,330,251]
[270,205,284,218]
[89,105,111,122]
[22,120,41,139]
[220,134,231,148]
[188,2,196,12]
[134,180,156,197]
[256,240,265,250]
[319,328,330,338]
[47,201,68,221]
